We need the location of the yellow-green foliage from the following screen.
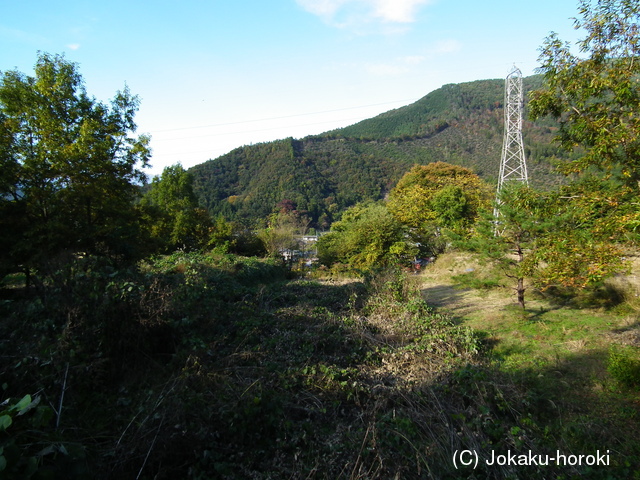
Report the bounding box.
[387,162,491,234]
[317,202,411,271]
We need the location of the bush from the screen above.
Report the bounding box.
[608,346,640,388]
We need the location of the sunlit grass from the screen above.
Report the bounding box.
[416,251,640,477]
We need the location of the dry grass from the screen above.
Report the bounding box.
[419,251,484,281]
[419,251,527,322]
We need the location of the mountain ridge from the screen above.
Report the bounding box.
[190,75,571,226]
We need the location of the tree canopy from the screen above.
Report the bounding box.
[530,0,640,186]
[0,53,150,275]
[387,162,491,241]
[141,164,213,252]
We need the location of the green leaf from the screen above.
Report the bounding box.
[18,395,41,417]
[0,414,12,431]
[10,394,31,414]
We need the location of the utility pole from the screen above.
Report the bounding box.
[494,66,529,230]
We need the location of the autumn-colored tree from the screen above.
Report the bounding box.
[533,176,629,289]
[387,162,491,256]
[389,162,490,229]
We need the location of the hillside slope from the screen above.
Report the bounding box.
[190,75,572,225]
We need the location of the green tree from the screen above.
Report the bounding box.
[464,183,548,309]
[387,162,491,255]
[141,164,212,252]
[431,184,471,230]
[317,202,412,271]
[530,0,640,186]
[209,214,234,253]
[0,53,150,276]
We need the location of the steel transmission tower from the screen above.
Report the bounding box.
[494,66,529,225]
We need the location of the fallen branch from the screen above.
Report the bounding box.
[56,362,69,430]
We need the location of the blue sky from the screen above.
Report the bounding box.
[2,0,583,176]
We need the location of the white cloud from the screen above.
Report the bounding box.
[371,0,432,23]
[295,0,433,28]
[67,43,81,50]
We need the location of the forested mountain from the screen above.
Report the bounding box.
[190,75,574,226]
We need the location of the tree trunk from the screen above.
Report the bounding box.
[517,277,526,310]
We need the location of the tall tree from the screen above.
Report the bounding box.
[0,53,150,275]
[141,164,213,252]
[530,0,640,186]
[387,162,491,255]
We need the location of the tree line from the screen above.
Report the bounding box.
[189,77,574,228]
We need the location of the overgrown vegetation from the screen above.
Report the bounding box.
[0,255,479,478]
[3,253,639,478]
[3,1,640,478]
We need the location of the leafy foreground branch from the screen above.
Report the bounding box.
[1,254,639,479]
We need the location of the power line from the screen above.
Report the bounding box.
[151,115,369,143]
[151,98,416,134]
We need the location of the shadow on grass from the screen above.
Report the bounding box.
[421,283,474,318]
[3,267,640,480]
[539,283,628,311]
[415,347,640,479]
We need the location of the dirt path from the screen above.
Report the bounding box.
[415,253,519,322]
[420,280,515,319]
